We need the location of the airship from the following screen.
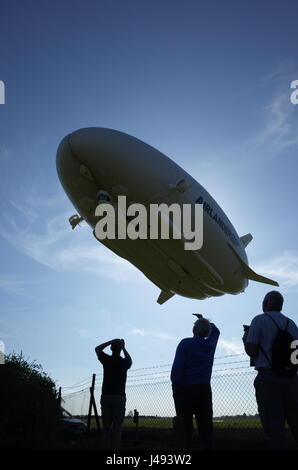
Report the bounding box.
[56,127,278,304]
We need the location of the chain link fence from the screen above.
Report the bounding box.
[61,354,272,447]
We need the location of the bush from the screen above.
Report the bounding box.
[0,352,61,449]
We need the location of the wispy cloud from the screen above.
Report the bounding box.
[0,275,40,298]
[261,59,297,86]
[256,92,298,152]
[130,330,247,351]
[73,328,92,340]
[129,328,178,341]
[217,337,244,355]
[254,251,298,290]
[222,65,298,165]
[0,194,143,283]
[10,199,38,221]
[0,145,9,161]
[0,307,27,312]
[256,60,298,153]
[131,328,146,336]
[191,85,298,176]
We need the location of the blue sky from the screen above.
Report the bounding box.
[0,0,298,406]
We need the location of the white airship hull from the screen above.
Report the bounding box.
[56,128,278,303]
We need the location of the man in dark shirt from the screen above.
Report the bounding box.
[95,338,132,448]
[171,315,220,449]
[243,291,298,449]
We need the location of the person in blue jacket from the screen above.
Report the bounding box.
[171,314,220,449]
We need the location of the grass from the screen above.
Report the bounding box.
[78,415,297,449]
[83,415,263,430]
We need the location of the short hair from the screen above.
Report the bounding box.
[263,291,284,312]
[111,339,122,352]
[193,318,211,338]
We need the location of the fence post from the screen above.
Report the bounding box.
[173,416,184,449]
[57,386,62,415]
[87,374,101,434]
[92,390,101,433]
[133,409,139,444]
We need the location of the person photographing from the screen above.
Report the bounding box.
[243,291,298,449]
[171,314,220,449]
[95,338,132,448]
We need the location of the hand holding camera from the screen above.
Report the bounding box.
[242,325,249,343]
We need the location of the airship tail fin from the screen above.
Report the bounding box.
[244,264,279,287]
[228,242,279,287]
[157,290,175,304]
[240,233,253,248]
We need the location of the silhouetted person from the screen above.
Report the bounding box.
[244,291,298,449]
[171,315,220,449]
[95,338,132,449]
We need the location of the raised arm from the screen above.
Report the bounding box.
[121,339,132,366]
[207,323,220,346]
[95,339,114,354]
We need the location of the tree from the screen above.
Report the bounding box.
[0,352,61,449]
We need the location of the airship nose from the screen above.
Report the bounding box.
[57,132,97,186]
[58,128,122,186]
[56,134,75,186]
[56,133,100,224]
[66,127,118,166]
[57,126,184,208]
[56,133,70,166]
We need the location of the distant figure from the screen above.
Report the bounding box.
[95,338,132,449]
[171,315,220,449]
[243,291,298,449]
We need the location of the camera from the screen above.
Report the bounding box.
[243,324,255,367]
